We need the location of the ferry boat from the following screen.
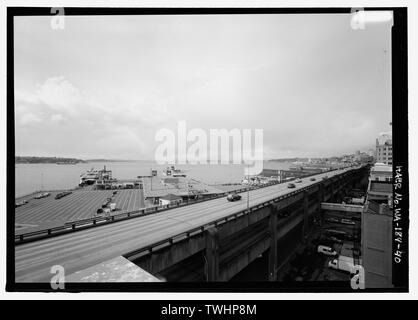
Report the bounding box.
[79,166,114,186]
[79,168,99,185]
[162,165,187,177]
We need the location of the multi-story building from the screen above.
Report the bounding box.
[361,163,393,288]
[375,132,392,165]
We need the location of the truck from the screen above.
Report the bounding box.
[328,255,357,274]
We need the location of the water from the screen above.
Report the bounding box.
[15,160,293,197]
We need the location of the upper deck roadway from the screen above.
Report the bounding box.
[15,167,357,282]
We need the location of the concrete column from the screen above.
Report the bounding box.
[268,205,278,281]
[302,191,309,243]
[205,227,220,281]
[330,180,335,202]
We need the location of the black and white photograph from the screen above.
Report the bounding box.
[2,2,412,300]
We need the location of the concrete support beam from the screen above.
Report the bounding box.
[134,235,205,274]
[268,206,278,281]
[329,181,335,202]
[318,183,324,204]
[205,227,220,281]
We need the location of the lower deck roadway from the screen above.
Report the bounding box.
[15,168,356,282]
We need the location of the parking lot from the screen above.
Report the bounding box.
[15,188,145,232]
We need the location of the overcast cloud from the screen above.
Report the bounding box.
[14,14,392,160]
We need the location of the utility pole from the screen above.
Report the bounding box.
[187,182,190,204]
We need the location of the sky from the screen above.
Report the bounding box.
[14,13,393,160]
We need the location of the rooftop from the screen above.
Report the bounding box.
[142,175,225,198]
[160,194,183,201]
[371,163,393,173]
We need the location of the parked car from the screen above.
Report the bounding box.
[325,217,340,223]
[322,176,328,180]
[325,236,344,244]
[227,193,242,202]
[15,200,28,207]
[34,192,50,199]
[310,177,316,181]
[341,218,356,225]
[295,178,302,183]
[287,183,296,189]
[55,191,72,200]
[317,245,338,257]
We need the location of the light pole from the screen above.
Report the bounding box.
[247,164,250,209]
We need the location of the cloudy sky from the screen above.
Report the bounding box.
[14,13,392,160]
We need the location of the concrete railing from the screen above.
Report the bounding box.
[320,202,364,213]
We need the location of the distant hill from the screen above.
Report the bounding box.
[268,158,309,162]
[15,156,86,164]
[84,159,139,162]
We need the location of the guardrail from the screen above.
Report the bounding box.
[126,168,363,259]
[14,178,284,244]
[14,166,358,245]
[124,182,323,260]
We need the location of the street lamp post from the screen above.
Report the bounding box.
[247,165,250,209]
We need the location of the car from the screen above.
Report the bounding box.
[325,236,344,244]
[227,193,242,202]
[15,200,28,207]
[341,218,356,225]
[325,217,340,223]
[322,176,328,180]
[310,177,316,181]
[317,245,338,257]
[34,192,50,199]
[295,178,302,183]
[287,183,296,189]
